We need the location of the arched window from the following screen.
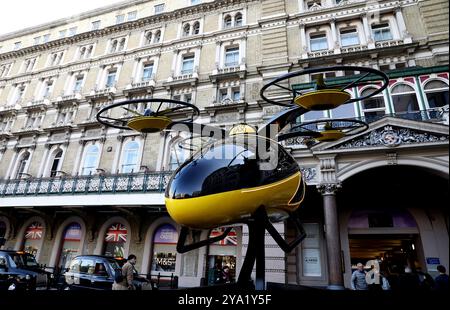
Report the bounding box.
[79,47,86,59]
[103,223,127,258]
[86,46,93,58]
[50,150,63,177]
[234,13,243,27]
[118,38,126,51]
[58,223,82,268]
[15,151,30,179]
[81,145,99,176]
[154,30,161,43]
[361,87,386,122]
[151,224,178,273]
[193,22,200,35]
[182,24,191,37]
[110,40,118,53]
[207,227,238,285]
[391,84,420,115]
[23,221,44,257]
[424,80,449,109]
[121,141,140,173]
[145,31,152,45]
[224,15,232,28]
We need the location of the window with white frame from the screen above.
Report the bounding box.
[310,33,328,51]
[340,28,359,47]
[24,112,43,130]
[217,83,240,104]
[302,110,326,121]
[121,141,140,173]
[0,117,14,132]
[424,80,449,109]
[73,75,85,93]
[144,29,162,45]
[55,107,74,126]
[33,37,41,45]
[372,23,392,42]
[223,15,232,28]
[11,84,26,105]
[154,30,162,43]
[193,22,200,35]
[142,63,154,81]
[155,4,165,14]
[300,223,323,277]
[41,80,54,98]
[0,63,12,78]
[191,0,201,5]
[69,27,77,36]
[23,57,37,73]
[116,14,125,25]
[78,44,94,60]
[360,87,386,121]
[391,84,420,114]
[105,69,117,88]
[172,91,192,104]
[109,37,126,53]
[225,47,240,67]
[235,13,243,27]
[330,99,356,118]
[43,34,50,43]
[15,151,30,179]
[181,55,195,75]
[14,42,22,50]
[182,24,191,37]
[49,51,64,67]
[306,0,322,9]
[128,11,137,21]
[81,145,99,175]
[92,20,101,30]
[59,30,67,39]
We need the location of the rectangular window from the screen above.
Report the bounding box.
[92,20,101,30]
[73,76,84,93]
[142,64,154,81]
[69,27,77,36]
[33,37,41,45]
[155,4,165,14]
[185,93,192,104]
[43,34,50,43]
[310,34,328,51]
[372,23,392,42]
[14,42,22,50]
[301,223,322,277]
[116,14,125,24]
[43,81,53,98]
[127,11,137,21]
[106,71,117,88]
[59,30,67,38]
[219,89,228,102]
[191,0,201,5]
[340,29,359,47]
[232,89,241,101]
[225,47,240,67]
[181,55,195,75]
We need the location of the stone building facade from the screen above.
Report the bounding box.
[0,0,448,289]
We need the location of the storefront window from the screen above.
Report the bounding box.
[207,227,238,285]
[23,222,43,257]
[103,223,127,258]
[58,223,81,268]
[301,224,322,277]
[151,224,178,273]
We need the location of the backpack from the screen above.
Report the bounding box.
[114,269,124,283]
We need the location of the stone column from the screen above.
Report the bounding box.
[329,18,340,52]
[395,7,412,43]
[299,23,308,59]
[317,183,344,290]
[361,13,375,49]
[298,0,305,13]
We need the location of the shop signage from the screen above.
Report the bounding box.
[426,257,440,265]
[154,224,178,244]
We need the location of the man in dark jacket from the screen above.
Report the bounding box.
[434,265,449,291]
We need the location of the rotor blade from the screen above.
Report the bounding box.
[339,71,372,91]
[258,105,308,138]
[121,107,143,116]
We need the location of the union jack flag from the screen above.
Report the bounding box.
[105,223,127,243]
[210,228,237,246]
[25,222,43,240]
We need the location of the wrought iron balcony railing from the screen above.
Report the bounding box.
[0,171,172,197]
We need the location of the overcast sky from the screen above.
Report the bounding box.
[0,0,127,36]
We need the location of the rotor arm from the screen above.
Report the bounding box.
[176,226,232,254]
[264,211,307,253]
[257,105,308,138]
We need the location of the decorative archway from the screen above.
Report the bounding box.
[15,216,46,261]
[94,217,131,258]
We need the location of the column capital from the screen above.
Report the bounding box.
[317,183,342,195]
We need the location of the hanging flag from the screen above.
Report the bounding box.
[25,222,43,240]
[105,223,127,243]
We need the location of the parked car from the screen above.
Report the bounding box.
[0,250,53,291]
[59,255,154,290]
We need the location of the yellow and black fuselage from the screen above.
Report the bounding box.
[165,135,304,230]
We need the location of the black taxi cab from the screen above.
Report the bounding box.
[0,250,52,290]
[60,255,153,290]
